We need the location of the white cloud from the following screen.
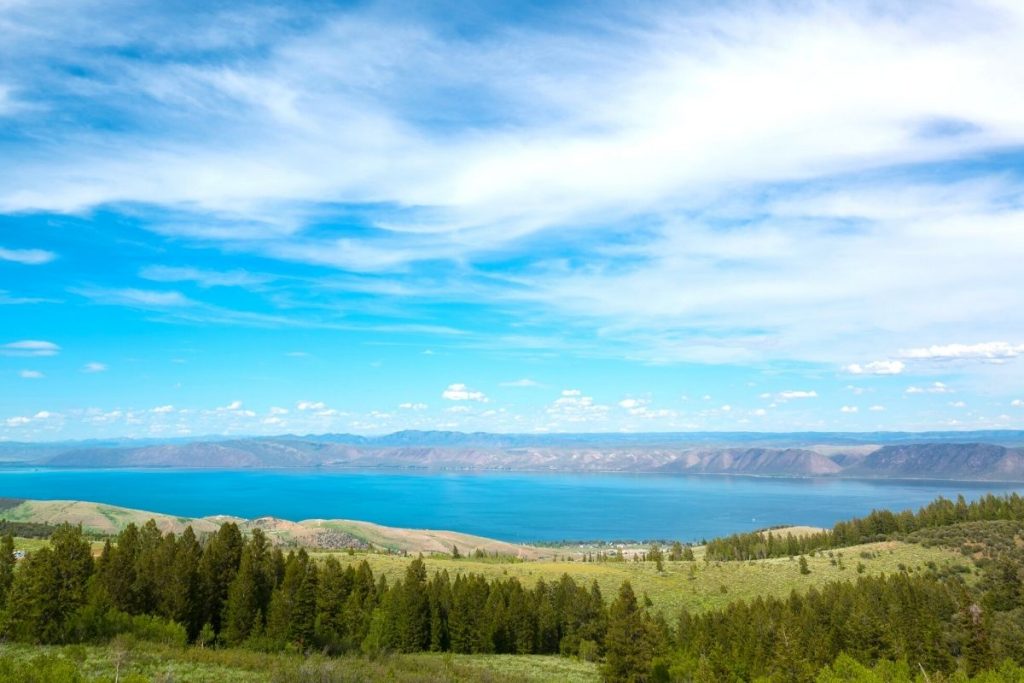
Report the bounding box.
[905,382,954,394]
[151,405,175,414]
[0,247,57,265]
[442,383,488,402]
[949,400,967,408]
[0,1,1019,373]
[845,360,905,375]
[869,405,886,412]
[296,400,327,411]
[75,287,193,308]
[546,391,609,424]
[501,378,539,387]
[4,416,30,427]
[19,369,43,379]
[139,265,273,289]
[777,390,818,400]
[618,398,644,409]
[1,340,60,357]
[398,402,428,411]
[752,408,767,416]
[720,404,732,412]
[218,400,244,411]
[840,405,859,413]
[82,362,107,373]
[1012,399,1023,407]
[269,406,289,415]
[900,342,1024,361]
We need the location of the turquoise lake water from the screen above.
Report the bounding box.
[2,469,1022,542]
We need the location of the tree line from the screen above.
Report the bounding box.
[705,493,1024,561]
[3,495,1024,681]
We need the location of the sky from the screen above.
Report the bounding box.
[2,0,1024,441]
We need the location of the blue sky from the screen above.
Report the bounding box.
[2,0,1024,440]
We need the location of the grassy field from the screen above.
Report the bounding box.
[0,642,600,682]
[315,539,970,615]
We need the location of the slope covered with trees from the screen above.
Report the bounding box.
[2,494,1024,680]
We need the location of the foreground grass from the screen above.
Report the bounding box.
[315,539,969,615]
[0,643,600,682]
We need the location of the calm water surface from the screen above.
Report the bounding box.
[2,468,1022,542]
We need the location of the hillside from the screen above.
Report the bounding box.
[843,443,1024,480]
[15,434,1024,480]
[0,498,546,558]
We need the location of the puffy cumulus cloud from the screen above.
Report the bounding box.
[82,362,107,373]
[618,397,677,419]
[398,402,428,411]
[19,369,43,379]
[269,406,289,415]
[0,247,57,265]
[1,340,59,357]
[546,391,609,424]
[906,382,954,394]
[840,405,859,413]
[1012,399,1024,408]
[869,405,886,412]
[900,342,1024,361]
[4,410,61,428]
[442,383,488,402]
[752,408,767,416]
[218,400,244,411]
[777,390,818,400]
[950,400,967,408]
[151,405,174,413]
[845,360,905,375]
[295,400,341,418]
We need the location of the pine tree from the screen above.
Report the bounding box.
[648,544,664,572]
[0,533,16,604]
[4,524,93,643]
[221,530,272,645]
[162,526,203,639]
[198,522,243,635]
[669,541,684,562]
[603,581,652,682]
[395,557,431,652]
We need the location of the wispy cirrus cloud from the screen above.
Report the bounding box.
[0,247,56,265]
[1,340,60,357]
[900,342,1024,361]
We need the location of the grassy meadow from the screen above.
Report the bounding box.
[311,539,969,615]
[0,642,600,682]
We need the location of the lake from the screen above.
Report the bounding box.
[2,468,1022,542]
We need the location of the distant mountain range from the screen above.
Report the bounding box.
[3,430,1024,481]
